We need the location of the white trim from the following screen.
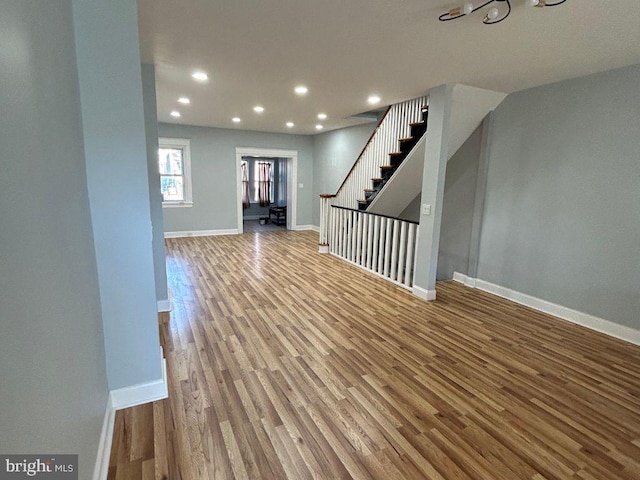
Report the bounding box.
[157,299,172,312]
[162,202,193,208]
[294,225,319,232]
[164,229,238,238]
[110,358,168,410]
[318,244,329,254]
[235,147,298,234]
[159,137,193,207]
[412,285,437,301]
[92,396,115,480]
[452,272,640,346]
[452,271,476,288]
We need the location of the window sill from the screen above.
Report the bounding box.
[162,202,193,208]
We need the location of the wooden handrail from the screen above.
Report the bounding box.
[331,204,419,225]
[333,106,392,196]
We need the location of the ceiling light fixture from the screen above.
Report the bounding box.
[294,86,308,95]
[170,110,181,118]
[286,122,295,128]
[253,105,264,113]
[191,71,208,81]
[367,95,381,105]
[178,97,190,104]
[232,117,241,123]
[439,0,568,25]
[317,113,327,120]
[315,124,323,130]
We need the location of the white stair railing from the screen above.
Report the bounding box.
[334,96,428,209]
[328,206,418,289]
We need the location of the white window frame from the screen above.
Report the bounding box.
[159,137,193,207]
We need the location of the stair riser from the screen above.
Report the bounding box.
[381,168,395,180]
[390,155,405,168]
[410,124,426,139]
[399,139,416,154]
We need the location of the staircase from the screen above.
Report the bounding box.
[358,105,429,210]
[318,96,428,288]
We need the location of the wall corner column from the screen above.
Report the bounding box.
[412,84,454,301]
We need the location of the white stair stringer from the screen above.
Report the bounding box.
[367,135,426,218]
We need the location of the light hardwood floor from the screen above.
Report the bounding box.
[108,230,640,479]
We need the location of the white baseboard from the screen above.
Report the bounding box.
[92,396,115,480]
[452,272,640,346]
[412,285,437,301]
[157,298,172,312]
[294,225,320,232]
[318,244,329,254]
[110,357,168,410]
[93,356,167,479]
[164,229,238,238]
[452,271,477,288]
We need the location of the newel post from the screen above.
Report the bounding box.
[318,194,336,253]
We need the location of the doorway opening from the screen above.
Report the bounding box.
[235,147,297,234]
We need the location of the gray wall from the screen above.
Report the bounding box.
[399,195,421,222]
[159,124,314,232]
[437,124,483,280]
[312,123,377,225]
[141,63,169,303]
[478,64,640,329]
[0,1,107,476]
[73,0,162,389]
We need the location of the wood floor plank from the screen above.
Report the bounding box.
[108,230,640,479]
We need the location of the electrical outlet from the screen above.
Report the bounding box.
[422,204,431,216]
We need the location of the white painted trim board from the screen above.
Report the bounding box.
[110,357,168,410]
[452,272,640,346]
[164,229,238,238]
[412,285,437,301]
[157,299,172,312]
[294,225,320,232]
[92,396,115,480]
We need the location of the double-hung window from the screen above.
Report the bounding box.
[158,138,192,207]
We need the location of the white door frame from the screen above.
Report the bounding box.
[235,147,298,234]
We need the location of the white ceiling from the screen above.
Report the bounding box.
[137,0,640,135]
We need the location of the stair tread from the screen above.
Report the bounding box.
[380,165,395,169]
[372,177,383,181]
[389,151,403,156]
[398,137,413,142]
[409,121,425,127]
[364,189,376,192]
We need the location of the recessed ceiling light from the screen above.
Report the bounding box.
[315,124,323,130]
[191,71,208,82]
[178,97,190,104]
[232,117,241,123]
[170,110,181,118]
[286,122,295,128]
[294,85,308,95]
[317,113,327,120]
[253,105,264,113]
[367,94,381,105]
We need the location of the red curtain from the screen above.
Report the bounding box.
[258,162,272,207]
[241,162,250,209]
